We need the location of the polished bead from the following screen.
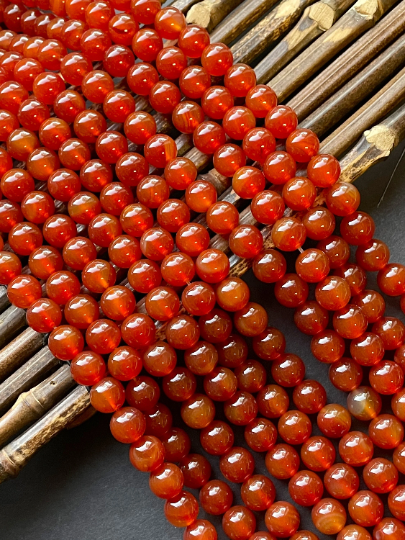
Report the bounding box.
[184,521,217,540]
[181,394,215,429]
[180,453,211,488]
[185,341,218,377]
[220,446,254,483]
[176,223,210,257]
[312,499,346,535]
[110,406,145,444]
[301,436,335,472]
[46,270,80,305]
[126,376,160,412]
[317,403,351,438]
[143,341,177,378]
[289,470,324,507]
[303,207,336,241]
[71,350,106,386]
[243,127,276,163]
[8,221,43,254]
[223,506,256,540]
[373,518,405,540]
[241,474,275,511]
[324,463,359,499]
[372,317,405,350]
[178,24,209,58]
[53,90,85,123]
[329,357,363,391]
[146,78,181,112]
[100,285,135,321]
[8,274,42,309]
[121,313,155,349]
[193,120,226,154]
[132,28,162,62]
[265,443,299,479]
[196,249,229,283]
[202,85,234,120]
[233,167,266,199]
[265,501,300,538]
[272,217,306,251]
[180,65,211,99]
[283,177,316,211]
[364,458,399,494]
[86,319,122,354]
[349,491,383,528]
[353,290,385,323]
[108,346,142,381]
[257,384,289,419]
[307,154,340,187]
[213,143,246,177]
[182,282,215,317]
[286,128,319,162]
[275,273,309,308]
[48,325,84,361]
[253,249,286,283]
[154,7,186,39]
[130,435,165,472]
[201,42,232,76]
[369,414,404,449]
[325,182,360,216]
[223,105,256,140]
[339,431,374,466]
[0,251,22,285]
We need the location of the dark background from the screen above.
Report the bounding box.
[0,139,405,540]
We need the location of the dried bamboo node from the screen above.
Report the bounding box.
[186,0,244,32]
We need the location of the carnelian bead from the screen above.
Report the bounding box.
[140,227,174,261]
[132,27,162,62]
[100,285,135,321]
[4,4,22,33]
[324,463,359,499]
[61,49,92,83]
[46,270,80,305]
[47,17,65,39]
[0,111,19,144]
[202,86,234,120]
[144,403,173,438]
[272,217,306,251]
[80,159,112,193]
[66,0,90,20]
[142,341,177,378]
[61,19,87,51]
[39,118,71,152]
[379,264,405,299]
[0,29,16,50]
[257,384,289,419]
[0,200,22,233]
[294,301,329,335]
[33,72,65,106]
[341,211,375,246]
[293,380,326,414]
[88,213,122,247]
[0,251,21,285]
[356,239,389,271]
[317,403,351,438]
[104,44,135,78]
[157,198,190,233]
[184,521,217,540]
[154,6,186,39]
[54,90,85,124]
[166,315,200,350]
[296,248,330,284]
[71,350,106,386]
[13,58,42,91]
[42,214,77,248]
[101,184,134,217]
[338,526,372,540]
[265,502,300,538]
[87,0,112,30]
[81,70,113,103]
[373,518,405,540]
[223,506,256,540]
[17,98,49,132]
[329,357,363,390]
[265,105,297,139]
[96,131,127,165]
[216,335,247,370]
[130,435,165,472]
[392,387,405,421]
[289,470,324,507]
[283,177,316,211]
[161,253,195,288]
[199,421,233,457]
[116,153,149,188]
[7,127,39,162]
[301,436,336,472]
[388,485,405,520]
[86,319,122,354]
[123,114,155,149]
[204,366,237,402]
[131,0,160,24]
[165,491,200,528]
[333,304,367,339]
[311,329,346,364]
[325,182,360,216]
[155,46,186,80]
[176,223,210,258]
[195,249,229,283]
[233,166,266,199]
[269,354,304,388]
[213,144,246,178]
[315,276,351,311]
[127,259,161,293]
[194,121,226,154]
[80,28,110,60]
[23,36,45,59]
[58,138,90,171]
[1,169,34,203]
[265,443,299,479]
[0,50,23,77]
[223,106,256,140]
[179,65,210,101]
[126,375,160,412]
[108,346,142,381]
[165,158,197,193]
[369,414,404,449]
[242,474,276,511]
[275,273,309,308]
[372,317,405,350]
[317,234,350,269]
[163,367,196,402]
[349,491,383,528]
[303,207,336,240]
[394,443,405,474]
[27,147,60,182]
[68,192,102,225]
[49,0,66,17]
[278,410,312,445]
[28,245,63,280]
[182,282,215,317]
[37,38,66,71]
[7,274,41,309]
[185,181,216,214]
[334,263,367,295]
[234,302,268,337]
[246,85,277,118]
[180,453,211,489]
[21,191,55,224]
[253,249,286,283]
[8,221,42,255]
[110,406,145,444]
[253,327,286,362]
[220,446,254,483]
[144,134,177,169]
[312,499,346,535]
[206,201,239,235]
[244,417,276,453]
[121,313,155,349]
[364,458,398,494]
[185,341,218,376]
[120,203,153,238]
[215,277,249,313]
[370,360,404,394]
[126,61,158,95]
[103,90,135,124]
[64,293,99,330]
[149,462,184,500]
[181,393,215,429]
[48,325,84,361]
[201,42,232,76]
[63,236,97,270]
[307,153,340,187]
[339,431,374,466]
[290,533,319,540]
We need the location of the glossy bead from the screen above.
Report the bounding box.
[148,81,181,113]
[257,384,289,419]
[140,228,174,262]
[185,181,217,213]
[47,17,65,39]
[71,350,106,386]
[45,270,80,305]
[104,44,135,78]
[63,236,97,270]
[176,223,210,257]
[253,249,286,283]
[312,499,346,535]
[369,414,404,449]
[0,251,21,285]
[100,185,134,218]
[163,367,196,402]
[206,201,239,235]
[110,406,145,444]
[233,167,266,199]
[86,1,112,30]
[143,341,177,378]
[149,463,184,500]
[377,262,405,296]
[13,58,42,92]
[167,315,201,350]
[184,521,217,540]
[199,420,233,456]
[294,301,329,336]
[243,127,276,163]
[164,157,197,191]
[33,72,65,106]
[278,410,312,445]
[290,533,319,540]
[126,376,159,412]
[180,453,211,489]
[388,485,405,521]
[53,90,85,124]
[275,273,309,308]
[21,191,55,224]
[132,28,162,62]
[349,491,383,528]
[317,403,351,438]
[108,346,142,381]
[121,313,155,349]
[182,282,215,317]
[196,249,230,284]
[246,85,277,118]
[307,154,340,187]
[37,38,66,71]
[202,85,234,120]
[289,470,324,507]
[356,239,389,271]
[156,46,186,80]
[324,463,360,499]
[296,249,330,284]
[99,285,135,321]
[127,259,160,294]
[27,147,60,182]
[223,391,257,425]
[79,29,111,60]
[373,518,405,540]
[193,121,226,154]
[126,62,158,96]
[372,317,405,350]
[223,506,256,540]
[272,217,306,251]
[7,127,39,162]
[286,128,319,162]
[340,211,375,246]
[8,221,43,255]
[223,106,256,140]
[244,417,276,453]
[241,474,275,511]
[364,458,398,494]
[371,360,404,395]
[301,436,335,472]
[1,169,34,203]
[283,177,316,211]
[48,324,84,361]
[213,144,246,177]
[265,501,300,538]
[130,435,165,472]
[181,394,215,429]
[325,182,360,216]
[292,380,326,414]
[144,134,177,169]
[144,403,172,439]
[303,207,336,241]
[339,431,374,466]
[180,65,211,99]
[116,153,149,188]
[220,446,254,483]
[333,304,368,339]
[393,443,405,474]
[145,286,179,321]
[81,70,113,103]
[26,298,62,333]
[265,443,300,479]
[28,245,63,280]
[269,354,304,388]
[329,357,363,391]
[392,387,405,422]
[185,341,218,378]
[86,319,122,354]
[315,276,351,311]
[353,290,385,323]
[154,7,186,39]
[17,97,49,131]
[64,294,99,330]
[201,42,232,76]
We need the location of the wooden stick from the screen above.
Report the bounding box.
[0,286,10,314]
[0,365,75,448]
[186,0,245,32]
[321,65,405,156]
[268,0,400,102]
[288,0,405,118]
[209,0,280,44]
[0,347,58,414]
[171,0,201,12]
[255,0,355,84]
[0,385,89,483]
[0,326,46,383]
[301,35,405,136]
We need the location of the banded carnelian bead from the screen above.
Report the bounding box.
[154,7,186,39]
[121,313,155,349]
[181,393,215,429]
[265,501,300,538]
[272,217,306,251]
[108,346,142,381]
[48,169,81,202]
[364,458,399,494]
[373,518,405,540]
[184,521,217,540]
[339,431,374,466]
[202,85,234,120]
[312,499,346,535]
[301,436,336,472]
[289,470,324,507]
[180,65,211,99]
[185,341,218,377]
[26,298,62,332]
[246,85,277,118]
[329,357,363,391]
[307,154,340,187]
[317,403,351,438]
[324,463,359,499]
[242,474,276,511]
[194,121,226,154]
[8,221,42,255]
[223,506,256,540]
[130,435,165,472]
[182,282,216,316]
[349,491,383,528]
[180,453,211,489]
[213,144,246,177]
[265,443,299,479]
[233,166,266,199]
[166,315,200,350]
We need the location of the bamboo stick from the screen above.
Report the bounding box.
[186,0,245,32]
[321,66,405,156]
[255,0,356,83]
[268,0,400,102]
[0,347,58,414]
[171,0,201,12]
[301,35,405,136]
[0,365,75,448]
[288,0,405,118]
[231,0,315,65]
[0,385,89,483]
[0,286,9,314]
[0,326,46,383]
